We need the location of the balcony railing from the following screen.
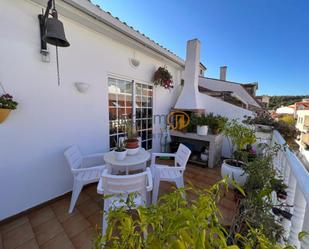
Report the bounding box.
[271,130,309,248]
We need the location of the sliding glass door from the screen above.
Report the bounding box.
[108,77,153,150]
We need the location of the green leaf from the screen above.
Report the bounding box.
[227,246,240,249]
[298,231,309,240]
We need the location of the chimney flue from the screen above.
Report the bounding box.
[220,66,227,81]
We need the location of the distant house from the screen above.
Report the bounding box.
[256,95,270,109]
[296,110,309,166]
[275,105,295,115]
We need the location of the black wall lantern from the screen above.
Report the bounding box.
[38,0,70,85]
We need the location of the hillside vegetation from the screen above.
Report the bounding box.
[268,95,309,110]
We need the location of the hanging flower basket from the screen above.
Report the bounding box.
[153,66,173,89]
[0,93,18,123]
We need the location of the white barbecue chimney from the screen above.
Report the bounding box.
[175,39,202,110]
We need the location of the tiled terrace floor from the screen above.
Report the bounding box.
[0,164,237,249]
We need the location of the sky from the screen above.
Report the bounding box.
[92,0,309,96]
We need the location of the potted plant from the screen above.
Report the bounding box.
[0,93,18,123]
[94,178,294,249]
[113,141,127,161]
[208,113,228,134]
[191,113,209,136]
[221,120,256,187]
[124,121,140,155]
[153,66,173,89]
[243,112,275,132]
[230,144,288,244]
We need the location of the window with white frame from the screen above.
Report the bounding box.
[108,77,153,150]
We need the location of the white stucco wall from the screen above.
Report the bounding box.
[0,0,182,220]
[199,93,253,157]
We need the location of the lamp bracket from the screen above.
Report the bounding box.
[38,0,54,53]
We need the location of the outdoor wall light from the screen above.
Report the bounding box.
[129,58,140,68]
[75,82,90,93]
[129,51,140,68]
[38,0,70,85]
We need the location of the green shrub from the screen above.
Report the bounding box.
[94,178,293,249]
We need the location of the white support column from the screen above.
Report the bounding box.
[289,184,307,248]
[300,205,309,249]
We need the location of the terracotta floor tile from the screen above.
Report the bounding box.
[87,211,102,230]
[1,164,236,248]
[75,192,91,207]
[77,200,100,218]
[50,197,70,211]
[2,222,34,249]
[0,216,29,235]
[62,213,91,238]
[71,227,96,249]
[83,184,98,198]
[15,239,39,249]
[28,206,55,228]
[40,233,74,249]
[33,218,64,246]
[51,200,80,223]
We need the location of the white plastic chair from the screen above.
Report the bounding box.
[64,145,106,213]
[97,167,153,235]
[151,143,191,204]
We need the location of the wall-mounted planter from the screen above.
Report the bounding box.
[0,109,11,123]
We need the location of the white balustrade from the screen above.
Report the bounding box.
[301,205,309,249]
[271,131,309,248]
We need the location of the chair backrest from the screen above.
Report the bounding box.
[64,145,83,171]
[102,170,148,200]
[175,143,191,169]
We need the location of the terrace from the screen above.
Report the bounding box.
[0,165,235,249]
[1,130,309,249]
[1,1,309,249]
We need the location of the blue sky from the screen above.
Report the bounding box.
[92,0,309,96]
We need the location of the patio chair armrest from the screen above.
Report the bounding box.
[82,152,106,168]
[152,152,176,158]
[155,165,185,172]
[146,168,153,192]
[97,177,104,194]
[73,164,106,174]
[96,168,109,194]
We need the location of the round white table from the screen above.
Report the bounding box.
[104,148,151,174]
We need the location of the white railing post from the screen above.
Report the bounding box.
[289,184,306,248]
[271,130,309,248]
[300,205,309,249]
[282,171,297,239]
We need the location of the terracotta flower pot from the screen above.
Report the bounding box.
[125,138,139,149]
[211,128,220,135]
[0,108,11,123]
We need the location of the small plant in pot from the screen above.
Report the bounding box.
[0,93,18,123]
[153,66,173,89]
[124,121,140,155]
[221,120,256,187]
[243,112,275,132]
[191,113,209,136]
[114,141,127,161]
[207,113,228,135]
